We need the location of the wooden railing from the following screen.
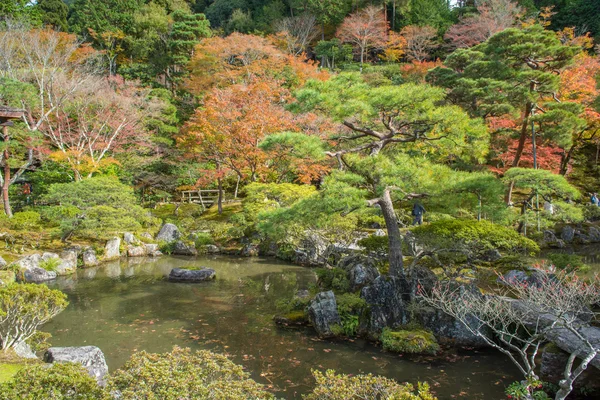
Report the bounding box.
[180,190,222,209]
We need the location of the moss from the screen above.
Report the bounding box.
[380,328,440,355]
[0,271,16,286]
[0,363,26,383]
[283,310,308,323]
[199,202,243,222]
[315,267,350,293]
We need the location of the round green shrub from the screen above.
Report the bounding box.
[305,369,436,400]
[0,363,106,400]
[107,346,274,399]
[9,211,42,231]
[380,328,440,355]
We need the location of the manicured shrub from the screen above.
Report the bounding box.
[305,369,437,400]
[380,328,440,355]
[315,268,350,293]
[107,346,274,399]
[0,363,105,400]
[0,284,68,350]
[411,220,540,256]
[9,211,42,231]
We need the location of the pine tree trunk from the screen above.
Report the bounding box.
[378,189,404,279]
[1,127,12,218]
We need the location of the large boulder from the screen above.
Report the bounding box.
[44,346,108,385]
[560,225,575,242]
[172,241,197,256]
[498,269,551,289]
[338,254,379,292]
[156,223,181,243]
[588,227,600,242]
[127,245,147,258]
[12,254,57,283]
[409,265,438,298]
[546,326,600,370]
[13,341,37,359]
[123,232,138,245]
[168,268,216,282]
[144,244,162,257]
[44,252,77,276]
[414,306,490,348]
[360,276,410,339]
[82,248,99,267]
[540,344,600,393]
[294,233,328,266]
[104,237,121,260]
[307,291,341,338]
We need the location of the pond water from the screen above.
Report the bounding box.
[539,244,600,274]
[44,256,519,399]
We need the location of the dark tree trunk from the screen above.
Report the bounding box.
[1,126,12,218]
[217,177,223,215]
[377,189,404,279]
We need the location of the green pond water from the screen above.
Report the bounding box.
[44,255,520,399]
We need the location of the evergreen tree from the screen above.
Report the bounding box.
[37,0,69,31]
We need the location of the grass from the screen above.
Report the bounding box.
[199,201,243,222]
[0,349,40,383]
[0,363,25,383]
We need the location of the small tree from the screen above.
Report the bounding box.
[0,283,68,351]
[336,6,388,71]
[420,268,600,400]
[399,25,437,62]
[275,14,319,56]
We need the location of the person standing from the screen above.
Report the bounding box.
[412,202,426,225]
[591,193,599,206]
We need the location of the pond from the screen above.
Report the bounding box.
[44,256,519,399]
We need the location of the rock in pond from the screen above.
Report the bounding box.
[168,268,216,282]
[307,291,340,338]
[540,343,600,393]
[12,254,57,283]
[123,232,138,245]
[82,248,99,267]
[104,237,121,260]
[172,241,198,256]
[145,243,162,257]
[44,346,108,385]
[560,225,575,242]
[360,276,410,339]
[240,244,259,257]
[156,223,181,242]
[127,245,147,258]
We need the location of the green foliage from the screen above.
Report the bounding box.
[334,293,367,337]
[40,177,159,240]
[504,168,580,201]
[380,327,440,355]
[545,253,590,272]
[305,370,437,400]
[0,284,68,350]
[358,235,389,254]
[412,219,540,256]
[25,331,52,353]
[314,39,353,69]
[107,346,273,399]
[39,257,61,272]
[315,268,350,293]
[36,0,68,31]
[194,232,214,247]
[505,379,550,400]
[8,211,42,231]
[0,363,106,400]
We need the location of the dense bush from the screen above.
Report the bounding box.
[8,211,42,231]
[305,369,437,400]
[0,284,68,350]
[0,363,105,400]
[40,177,160,240]
[107,346,274,399]
[380,328,440,355]
[411,220,540,257]
[315,268,350,293]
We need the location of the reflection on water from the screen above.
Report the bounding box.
[539,244,600,274]
[44,256,519,399]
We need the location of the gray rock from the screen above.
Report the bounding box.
[156,223,181,243]
[546,326,600,370]
[168,268,216,282]
[481,248,502,262]
[42,252,59,261]
[12,254,57,283]
[561,225,575,242]
[104,237,121,260]
[360,276,410,339]
[307,291,340,338]
[374,229,386,237]
[409,265,438,297]
[540,344,600,392]
[13,341,37,359]
[45,346,108,385]
[144,244,162,257]
[415,306,490,347]
[60,247,80,264]
[123,232,138,245]
[294,233,328,266]
[240,244,259,257]
[588,227,600,242]
[544,230,558,243]
[127,245,147,258]
[338,254,379,291]
[204,244,220,254]
[82,248,99,267]
[172,241,197,256]
[23,266,58,283]
[0,255,6,268]
[498,270,529,286]
[55,259,76,276]
[296,289,310,299]
[141,232,153,240]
